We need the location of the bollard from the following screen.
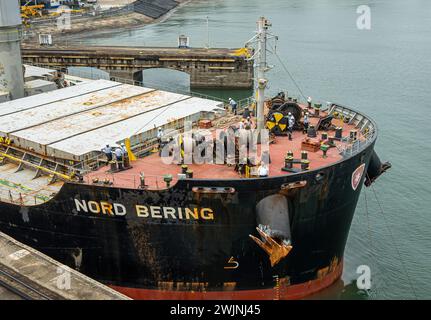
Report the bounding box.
[350,130,357,141]
[117,159,124,171]
[181,165,188,174]
[307,125,317,138]
[110,160,116,172]
[186,169,194,178]
[321,144,329,158]
[140,172,146,189]
[335,127,343,139]
[284,155,294,169]
[301,151,308,160]
[321,132,328,141]
[314,103,321,117]
[163,174,173,188]
[328,136,335,146]
[124,156,130,168]
[301,160,310,170]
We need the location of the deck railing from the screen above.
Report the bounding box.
[0,188,50,206]
[81,171,179,191]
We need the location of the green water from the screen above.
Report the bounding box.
[72,0,431,299]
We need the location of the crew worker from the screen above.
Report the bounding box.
[307,97,312,109]
[229,98,238,115]
[245,117,252,130]
[102,145,112,163]
[287,112,295,140]
[243,106,251,119]
[121,143,130,168]
[157,127,164,145]
[303,112,310,134]
[114,146,124,170]
[121,143,127,155]
[258,163,269,177]
[238,119,245,130]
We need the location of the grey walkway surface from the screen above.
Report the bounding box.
[0,232,131,300]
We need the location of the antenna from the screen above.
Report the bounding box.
[206,16,210,49]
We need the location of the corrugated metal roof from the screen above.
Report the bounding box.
[0,78,224,161]
[0,79,119,117]
[0,83,150,135]
[49,97,223,158]
[11,90,187,148]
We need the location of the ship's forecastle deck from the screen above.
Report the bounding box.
[84,105,369,190]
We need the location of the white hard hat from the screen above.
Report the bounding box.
[228,98,232,101]
[288,112,292,116]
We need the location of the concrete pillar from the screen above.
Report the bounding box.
[109,69,138,83]
[0,0,25,100]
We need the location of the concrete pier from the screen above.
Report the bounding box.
[21,45,254,89]
[0,232,130,300]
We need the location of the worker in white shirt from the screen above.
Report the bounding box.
[307,96,312,109]
[287,112,295,140]
[303,112,310,134]
[157,127,164,145]
[114,146,124,170]
[121,142,130,168]
[228,98,238,115]
[238,120,245,130]
[258,162,269,177]
[102,144,112,162]
[121,143,127,155]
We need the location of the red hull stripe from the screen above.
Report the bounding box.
[110,262,343,300]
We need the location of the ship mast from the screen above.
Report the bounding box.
[246,17,274,132]
[256,17,269,132]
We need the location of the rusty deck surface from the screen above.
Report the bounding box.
[86,108,362,190]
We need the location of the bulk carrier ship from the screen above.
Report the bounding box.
[0,6,390,300]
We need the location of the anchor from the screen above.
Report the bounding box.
[249,226,293,267]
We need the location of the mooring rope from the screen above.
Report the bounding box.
[363,188,384,299]
[368,177,419,300]
[271,48,308,101]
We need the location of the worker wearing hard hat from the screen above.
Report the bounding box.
[307,97,312,109]
[102,144,112,163]
[303,112,310,134]
[228,98,238,115]
[288,112,295,141]
[115,146,124,170]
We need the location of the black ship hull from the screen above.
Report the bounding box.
[0,141,376,299]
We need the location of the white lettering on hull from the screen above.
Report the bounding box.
[74,199,215,221]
